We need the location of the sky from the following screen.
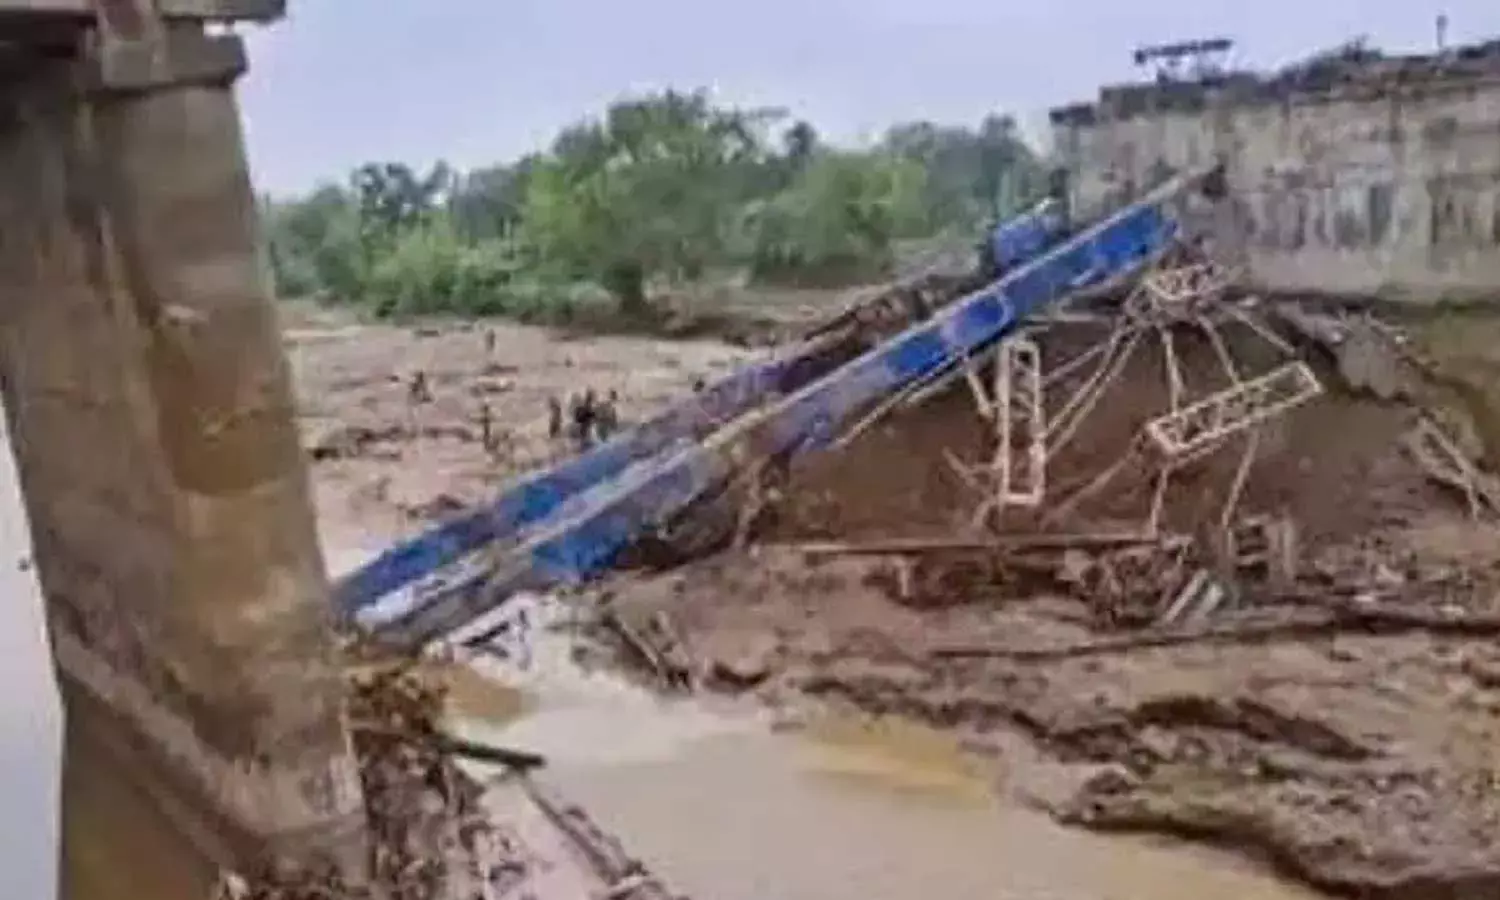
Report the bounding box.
[237,0,1495,195]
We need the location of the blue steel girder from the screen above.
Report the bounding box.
[331,351,805,616]
[371,177,1185,648]
[338,228,1009,619]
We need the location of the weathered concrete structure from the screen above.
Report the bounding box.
[0,0,366,891]
[1050,40,1500,302]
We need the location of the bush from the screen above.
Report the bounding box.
[363,223,519,317]
[742,152,926,286]
[262,186,367,302]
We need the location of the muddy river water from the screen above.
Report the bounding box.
[439,609,1319,900]
[1,420,1313,900]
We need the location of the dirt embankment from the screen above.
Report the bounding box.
[768,326,1428,546]
[288,301,1500,899]
[595,321,1500,899]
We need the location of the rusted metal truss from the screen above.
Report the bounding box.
[991,337,1046,509]
[1143,361,1323,464]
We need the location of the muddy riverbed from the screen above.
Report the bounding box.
[282,301,1500,898]
[582,318,1500,898]
[14,297,1476,900]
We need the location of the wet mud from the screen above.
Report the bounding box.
[439,619,1319,900]
[291,303,1500,897]
[587,323,1500,897]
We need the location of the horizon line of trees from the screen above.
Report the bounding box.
[259,88,1052,326]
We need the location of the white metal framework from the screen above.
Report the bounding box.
[1140,261,1235,316]
[991,337,1047,509]
[1144,362,1323,463]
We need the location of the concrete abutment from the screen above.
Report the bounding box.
[0,2,366,890]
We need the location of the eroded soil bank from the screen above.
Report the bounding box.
[289,301,1500,898]
[596,319,1500,899]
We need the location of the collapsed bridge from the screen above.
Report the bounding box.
[339,170,1226,650]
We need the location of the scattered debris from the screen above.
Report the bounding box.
[600,606,694,692]
[210,643,684,900]
[928,596,1500,662]
[649,610,698,690]
[403,493,466,522]
[704,634,779,691]
[1404,414,1500,518]
[289,178,1500,899]
[348,719,548,773]
[408,370,433,405]
[524,783,678,898]
[307,423,408,461]
[793,243,1323,624]
[1155,565,1233,628]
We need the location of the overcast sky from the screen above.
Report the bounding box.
[238,1,1494,195]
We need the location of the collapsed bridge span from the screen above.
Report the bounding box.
[345,171,1218,650]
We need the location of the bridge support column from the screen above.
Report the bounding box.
[0,7,366,892]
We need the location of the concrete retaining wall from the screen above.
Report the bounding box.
[1051,64,1500,302]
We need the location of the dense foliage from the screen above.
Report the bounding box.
[261,88,1047,323]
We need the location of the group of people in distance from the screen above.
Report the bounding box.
[547,389,621,451]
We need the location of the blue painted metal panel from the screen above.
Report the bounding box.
[336,209,1066,619]
[332,344,815,616]
[371,194,1178,646]
[988,200,1067,271]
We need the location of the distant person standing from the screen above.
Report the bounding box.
[594,390,621,441]
[569,390,598,451]
[546,396,563,441]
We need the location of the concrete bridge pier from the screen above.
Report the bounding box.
[0,2,367,893]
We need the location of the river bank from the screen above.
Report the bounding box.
[283,306,1362,894]
[572,309,1500,898]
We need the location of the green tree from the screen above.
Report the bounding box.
[363,217,519,318]
[262,184,365,300]
[257,88,1048,326]
[746,151,927,285]
[879,115,1044,227]
[782,120,819,168]
[974,113,1046,219]
[351,161,453,239]
[448,157,538,242]
[519,89,778,313]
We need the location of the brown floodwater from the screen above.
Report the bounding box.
[444,637,1322,900]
